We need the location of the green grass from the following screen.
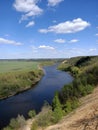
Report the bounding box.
[0,60,45,99]
[0,61,38,73]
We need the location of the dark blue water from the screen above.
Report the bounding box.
[0,64,73,129]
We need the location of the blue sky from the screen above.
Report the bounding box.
[0,0,98,59]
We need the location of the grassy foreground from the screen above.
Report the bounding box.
[0,60,44,99]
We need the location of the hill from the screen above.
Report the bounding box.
[44,86,98,130]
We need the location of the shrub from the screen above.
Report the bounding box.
[3,115,26,130]
[36,104,53,127]
[64,99,72,113]
[85,84,94,94]
[71,66,80,77]
[52,92,63,123]
[28,110,36,118]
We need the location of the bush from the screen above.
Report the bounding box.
[71,66,80,77]
[36,104,53,127]
[52,92,63,123]
[60,84,74,103]
[52,106,63,123]
[62,98,79,114]
[85,84,94,94]
[28,110,36,118]
[64,99,72,113]
[3,115,26,130]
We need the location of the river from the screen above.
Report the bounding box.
[0,64,73,129]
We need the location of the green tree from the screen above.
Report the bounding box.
[64,99,72,113]
[52,92,63,123]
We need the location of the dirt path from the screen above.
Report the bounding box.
[45,87,98,130]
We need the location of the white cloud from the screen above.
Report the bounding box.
[39,29,48,33]
[54,38,66,43]
[89,48,97,52]
[48,0,64,6]
[29,45,57,58]
[0,38,23,46]
[39,18,90,34]
[13,0,43,22]
[95,33,98,36]
[38,45,55,50]
[26,21,35,27]
[69,39,79,43]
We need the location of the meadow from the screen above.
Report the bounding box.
[0,60,38,73]
[0,60,44,99]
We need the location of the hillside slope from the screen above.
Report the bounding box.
[45,86,98,130]
[18,86,98,130]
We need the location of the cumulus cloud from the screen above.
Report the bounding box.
[0,38,23,46]
[54,38,66,43]
[48,0,64,6]
[38,45,55,50]
[69,39,79,43]
[26,21,35,27]
[13,0,43,22]
[39,18,90,34]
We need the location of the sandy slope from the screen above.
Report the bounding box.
[44,87,98,130]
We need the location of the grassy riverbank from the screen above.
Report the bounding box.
[0,60,44,99]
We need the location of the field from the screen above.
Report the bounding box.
[0,61,38,73]
[0,60,44,99]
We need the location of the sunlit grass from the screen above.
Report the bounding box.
[0,61,38,73]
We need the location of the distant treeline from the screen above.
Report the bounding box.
[0,58,65,62]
